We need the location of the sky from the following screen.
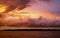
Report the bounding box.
[20,0,60,19]
[0,0,60,26]
[32,0,60,15]
[0,0,60,20]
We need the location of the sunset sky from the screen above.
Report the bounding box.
[0,0,60,20]
[19,0,60,19]
[0,0,60,27]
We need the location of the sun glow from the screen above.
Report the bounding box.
[7,8,56,20]
[0,4,7,13]
[0,5,58,22]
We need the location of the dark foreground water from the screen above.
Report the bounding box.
[0,31,60,38]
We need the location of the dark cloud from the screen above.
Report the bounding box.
[0,0,31,12]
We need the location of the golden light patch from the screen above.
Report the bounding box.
[0,4,7,13]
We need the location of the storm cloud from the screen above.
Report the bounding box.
[0,0,31,12]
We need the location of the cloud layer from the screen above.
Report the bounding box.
[0,0,31,12]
